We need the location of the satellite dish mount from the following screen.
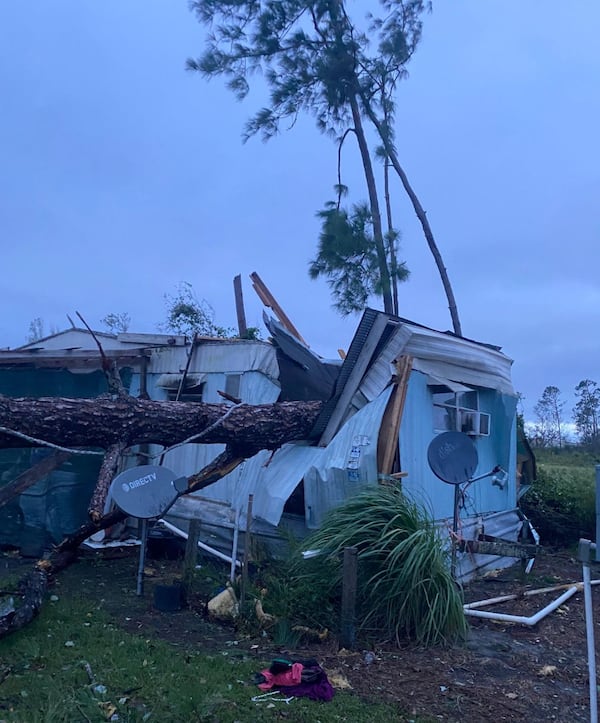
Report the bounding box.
[109,465,189,596]
[427,432,503,577]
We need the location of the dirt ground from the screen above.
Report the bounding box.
[3,544,599,721]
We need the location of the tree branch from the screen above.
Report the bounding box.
[76,311,127,396]
[0,451,72,510]
[88,441,128,522]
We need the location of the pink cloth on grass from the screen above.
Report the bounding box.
[257,662,304,691]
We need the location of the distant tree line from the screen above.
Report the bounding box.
[530,381,600,449]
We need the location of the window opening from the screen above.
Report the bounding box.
[225,373,241,400]
[283,481,305,517]
[166,382,205,403]
[433,389,490,436]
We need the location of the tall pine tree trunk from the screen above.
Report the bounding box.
[348,96,393,315]
[360,96,463,337]
[384,158,399,316]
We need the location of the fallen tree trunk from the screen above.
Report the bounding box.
[0,394,324,639]
[0,396,323,458]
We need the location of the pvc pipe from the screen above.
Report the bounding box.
[230,508,240,582]
[157,519,241,568]
[464,586,579,626]
[465,580,600,611]
[583,563,598,723]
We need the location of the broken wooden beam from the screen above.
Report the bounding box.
[250,271,307,346]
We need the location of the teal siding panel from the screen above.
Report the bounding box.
[0,368,109,398]
[0,368,109,547]
[399,371,456,518]
[399,372,518,522]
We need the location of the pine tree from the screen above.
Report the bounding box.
[187,0,462,331]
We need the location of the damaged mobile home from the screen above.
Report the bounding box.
[0,308,526,579]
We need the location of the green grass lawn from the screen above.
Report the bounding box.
[0,582,410,723]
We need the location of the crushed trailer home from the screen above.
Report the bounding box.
[0,310,524,579]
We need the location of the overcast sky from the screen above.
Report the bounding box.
[1,1,598,421]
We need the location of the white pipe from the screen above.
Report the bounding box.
[230,508,241,582]
[583,563,598,723]
[157,519,241,568]
[465,586,579,626]
[465,580,600,611]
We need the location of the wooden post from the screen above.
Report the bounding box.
[340,546,358,649]
[240,494,254,609]
[183,519,201,601]
[233,275,248,338]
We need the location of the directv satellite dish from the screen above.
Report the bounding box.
[110,465,188,519]
[427,432,478,486]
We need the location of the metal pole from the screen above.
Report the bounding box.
[596,465,600,563]
[230,508,241,583]
[579,539,598,723]
[584,561,598,723]
[136,518,148,596]
[451,485,460,578]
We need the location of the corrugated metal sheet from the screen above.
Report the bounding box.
[147,340,279,380]
[125,369,282,476]
[310,309,395,438]
[314,310,514,443]
[304,387,393,528]
[359,322,514,410]
[166,388,392,530]
[454,508,525,582]
[129,367,280,408]
[168,444,321,527]
[16,328,121,351]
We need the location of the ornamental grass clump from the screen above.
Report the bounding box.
[299,485,467,647]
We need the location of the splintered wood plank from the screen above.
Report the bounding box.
[249,271,307,345]
[377,355,413,477]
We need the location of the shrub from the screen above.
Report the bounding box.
[246,535,340,642]
[294,485,467,647]
[520,464,596,545]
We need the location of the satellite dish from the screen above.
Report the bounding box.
[427,432,478,486]
[109,465,187,519]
